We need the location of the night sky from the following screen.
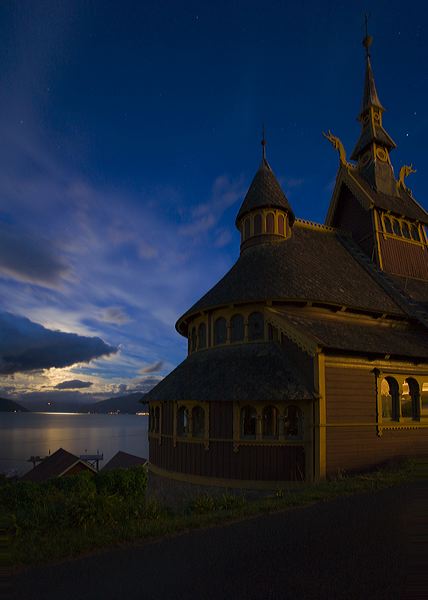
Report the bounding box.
[0,1,427,405]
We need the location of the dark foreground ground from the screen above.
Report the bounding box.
[8,481,428,600]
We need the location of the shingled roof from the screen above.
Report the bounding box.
[271,310,428,360]
[347,169,428,224]
[103,451,147,471]
[177,222,403,333]
[144,342,314,403]
[21,448,96,482]
[235,158,295,225]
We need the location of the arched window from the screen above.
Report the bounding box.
[214,317,227,345]
[402,378,420,420]
[177,406,189,436]
[402,222,411,239]
[192,406,205,438]
[284,406,303,439]
[240,405,257,439]
[230,314,244,342]
[244,218,250,240]
[411,224,420,242]
[191,327,197,352]
[422,382,428,416]
[198,323,206,350]
[381,377,399,420]
[392,219,401,236]
[262,405,278,438]
[278,214,285,236]
[149,407,154,432]
[384,216,393,234]
[266,213,275,234]
[154,406,160,433]
[248,312,264,341]
[254,213,262,235]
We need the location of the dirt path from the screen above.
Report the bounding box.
[10,481,428,600]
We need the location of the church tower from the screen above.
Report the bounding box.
[325,32,428,283]
[235,133,295,252]
[349,34,397,196]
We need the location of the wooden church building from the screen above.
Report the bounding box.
[145,35,428,493]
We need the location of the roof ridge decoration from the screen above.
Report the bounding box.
[295,218,338,233]
[322,130,353,170]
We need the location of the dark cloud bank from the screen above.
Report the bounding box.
[54,379,93,389]
[0,312,117,375]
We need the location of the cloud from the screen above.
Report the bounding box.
[97,307,131,325]
[139,361,164,374]
[0,312,117,375]
[54,379,93,389]
[0,223,69,287]
[179,175,245,238]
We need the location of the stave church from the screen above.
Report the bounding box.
[145,34,428,495]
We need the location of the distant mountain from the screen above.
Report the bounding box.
[88,392,146,414]
[0,397,29,412]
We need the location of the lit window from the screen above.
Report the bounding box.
[262,406,278,438]
[214,317,227,345]
[422,382,428,416]
[197,323,206,349]
[381,377,399,421]
[230,314,244,342]
[177,406,189,436]
[266,213,275,234]
[284,406,303,439]
[240,405,257,439]
[248,312,264,341]
[192,406,205,438]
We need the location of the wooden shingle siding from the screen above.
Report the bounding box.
[379,236,428,280]
[325,365,428,475]
[210,401,233,438]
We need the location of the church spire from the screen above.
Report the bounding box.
[350,26,397,195]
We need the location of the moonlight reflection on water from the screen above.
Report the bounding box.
[0,412,149,476]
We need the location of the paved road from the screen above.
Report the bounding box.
[10,482,428,600]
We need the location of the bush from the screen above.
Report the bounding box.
[96,466,147,498]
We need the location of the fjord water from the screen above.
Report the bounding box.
[0,412,149,476]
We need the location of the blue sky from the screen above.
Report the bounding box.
[0,1,427,404]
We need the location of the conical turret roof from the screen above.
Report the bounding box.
[235,158,295,226]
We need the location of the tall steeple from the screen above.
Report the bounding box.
[350,25,397,195]
[236,131,295,252]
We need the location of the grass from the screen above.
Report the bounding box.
[2,459,419,568]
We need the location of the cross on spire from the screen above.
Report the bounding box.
[363,14,373,57]
[261,124,267,161]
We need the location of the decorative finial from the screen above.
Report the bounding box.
[363,14,373,56]
[322,130,352,168]
[397,164,417,193]
[261,124,266,160]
